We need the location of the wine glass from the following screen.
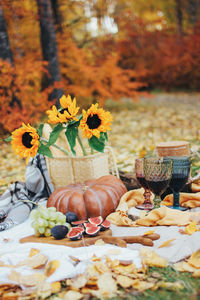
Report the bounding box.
[144,157,172,209]
[167,156,191,211]
[135,158,154,210]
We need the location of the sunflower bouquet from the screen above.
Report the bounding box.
[10,94,113,163]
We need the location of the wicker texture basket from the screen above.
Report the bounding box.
[45,147,118,189]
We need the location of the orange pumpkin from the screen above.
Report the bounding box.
[47,175,127,220]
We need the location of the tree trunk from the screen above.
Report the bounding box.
[188,0,199,26]
[0,2,21,108]
[0,3,13,63]
[37,0,63,104]
[175,0,183,35]
[51,0,62,32]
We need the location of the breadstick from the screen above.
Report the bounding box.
[101,236,127,248]
[142,233,160,240]
[119,236,153,246]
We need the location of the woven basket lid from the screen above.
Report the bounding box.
[156,141,189,148]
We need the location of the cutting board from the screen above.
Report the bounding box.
[20,229,112,248]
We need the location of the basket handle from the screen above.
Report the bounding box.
[105,146,119,178]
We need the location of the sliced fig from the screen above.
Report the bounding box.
[85,226,100,237]
[71,220,87,227]
[67,226,84,240]
[84,222,98,229]
[88,216,103,226]
[100,219,111,231]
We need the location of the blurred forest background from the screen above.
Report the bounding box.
[1,0,200,134]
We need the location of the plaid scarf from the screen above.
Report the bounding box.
[0,154,54,231]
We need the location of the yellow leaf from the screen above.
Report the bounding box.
[193,269,200,277]
[51,281,61,293]
[45,260,60,277]
[116,274,134,288]
[140,248,168,268]
[132,279,155,291]
[173,261,196,273]
[158,281,184,290]
[29,248,40,257]
[63,290,83,300]
[188,250,200,268]
[97,272,117,298]
[158,239,176,248]
[185,221,197,235]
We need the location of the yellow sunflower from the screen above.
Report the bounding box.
[46,94,79,124]
[46,105,61,124]
[11,123,39,164]
[79,103,113,139]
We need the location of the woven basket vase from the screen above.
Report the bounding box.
[45,147,118,189]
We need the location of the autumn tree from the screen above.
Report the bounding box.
[37,0,63,103]
[0,3,12,62]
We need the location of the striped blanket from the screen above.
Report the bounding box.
[0,154,54,231]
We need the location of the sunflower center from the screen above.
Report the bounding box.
[60,108,70,115]
[87,114,101,129]
[22,132,33,148]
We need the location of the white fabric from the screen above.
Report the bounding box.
[111,224,200,263]
[1,207,200,286]
[0,217,141,286]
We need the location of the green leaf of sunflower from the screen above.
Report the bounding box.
[48,124,64,146]
[4,136,12,142]
[99,132,107,143]
[104,132,108,141]
[65,123,79,155]
[37,124,44,137]
[38,143,53,158]
[88,135,105,153]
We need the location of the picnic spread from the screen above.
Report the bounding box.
[1,95,200,298]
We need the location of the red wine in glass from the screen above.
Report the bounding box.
[146,179,171,196]
[144,157,173,209]
[136,176,149,190]
[135,158,154,210]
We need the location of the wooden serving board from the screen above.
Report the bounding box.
[20,229,112,248]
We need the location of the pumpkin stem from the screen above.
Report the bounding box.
[83,185,89,191]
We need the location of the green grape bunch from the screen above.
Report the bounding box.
[30,206,70,237]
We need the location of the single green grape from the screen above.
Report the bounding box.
[37,218,46,227]
[30,209,39,219]
[31,221,39,230]
[47,207,57,212]
[59,215,66,223]
[44,228,51,237]
[49,212,57,221]
[48,221,56,228]
[38,227,45,234]
[39,209,49,220]
[34,229,41,237]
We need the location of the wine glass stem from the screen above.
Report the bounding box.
[143,189,152,204]
[173,192,180,208]
[153,195,162,209]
